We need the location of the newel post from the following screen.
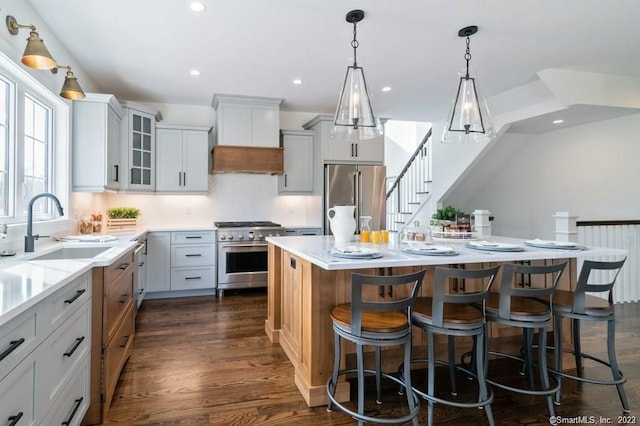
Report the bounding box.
[553,211,579,242]
[473,209,492,238]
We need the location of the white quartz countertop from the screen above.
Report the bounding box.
[266,235,628,270]
[0,234,142,326]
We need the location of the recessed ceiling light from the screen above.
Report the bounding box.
[381,86,392,92]
[292,79,303,85]
[190,69,201,76]
[552,119,564,124]
[190,2,206,12]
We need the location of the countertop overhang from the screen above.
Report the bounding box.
[265,235,628,270]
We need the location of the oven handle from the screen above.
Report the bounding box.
[220,243,267,249]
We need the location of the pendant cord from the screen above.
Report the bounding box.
[464,36,471,79]
[351,21,359,67]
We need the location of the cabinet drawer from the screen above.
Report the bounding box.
[41,360,89,426]
[171,245,215,267]
[37,302,90,410]
[0,353,36,426]
[171,231,214,244]
[171,267,215,290]
[104,249,135,288]
[103,268,134,345]
[103,303,134,413]
[0,307,38,381]
[44,273,91,332]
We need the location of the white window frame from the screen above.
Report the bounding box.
[0,51,70,239]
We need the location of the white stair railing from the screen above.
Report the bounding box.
[385,128,432,233]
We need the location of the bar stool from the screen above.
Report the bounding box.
[484,262,567,418]
[326,269,426,425]
[551,258,629,412]
[407,265,501,426]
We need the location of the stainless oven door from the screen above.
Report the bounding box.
[217,242,268,289]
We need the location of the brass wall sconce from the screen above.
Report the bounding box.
[52,65,86,100]
[6,15,56,70]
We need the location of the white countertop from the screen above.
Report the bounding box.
[266,235,628,270]
[0,233,143,326]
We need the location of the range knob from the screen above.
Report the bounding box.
[238,235,244,240]
[220,235,226,241]
[257,234,264,240]
[227,235,234,240]
[248,233,255,240]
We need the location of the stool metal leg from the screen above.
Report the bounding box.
[475,328,495,426]
[573,318,583,377]
[356,343,365,425]
[538,327,555,417]
[404,338,420,426]
[327,332,341,412]
[375,346,382,404]
[554,315,563,405]
[607,318,630,412]
[448,336,458,395]
[524,329,535,389]
[427,330,436,426]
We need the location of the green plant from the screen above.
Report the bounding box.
[432,205,463,221]
[106,207,140,219]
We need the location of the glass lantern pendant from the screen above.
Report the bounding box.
[442,26,495,144]
[331,10,383,142]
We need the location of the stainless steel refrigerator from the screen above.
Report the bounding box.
[324,164,387,235]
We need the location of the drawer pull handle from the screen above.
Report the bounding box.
[185,254,202,257]
[119,294,129,304]
[63,336,85,358]
[138,289,144,295]
[119,262,130,270]
[185,236,203,239]
[61,397,84,426]
[185,276,202,280]
[8,411,23,426]
[0,337,25,361]
[138,261,145,267]
[64,289,86,304]
[120,335,130,348]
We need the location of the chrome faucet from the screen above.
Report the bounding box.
[25,192,64,252]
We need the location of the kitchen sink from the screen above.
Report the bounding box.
[31,246,111,260]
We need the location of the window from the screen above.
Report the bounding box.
[0,51,69,230]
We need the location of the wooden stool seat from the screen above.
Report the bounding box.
[413,297,483,326]
[486,293,550,317]
[551,289,613,316]
[331,304,407,333]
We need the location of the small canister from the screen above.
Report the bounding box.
[79,216,93,234]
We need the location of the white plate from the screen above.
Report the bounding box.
[524,239,583,250]
[401,245,458,256]
[330,251,384,260]
[467,241,524,252]
[330,246,381,258]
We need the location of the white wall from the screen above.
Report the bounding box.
[443,113,640,239]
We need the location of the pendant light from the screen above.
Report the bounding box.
[330,9,383,142]
[441,25,495,144]
[6,15,56,70]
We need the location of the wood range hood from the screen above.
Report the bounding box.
[211,145,284,175]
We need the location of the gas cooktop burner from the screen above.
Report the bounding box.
[214,221,281,229]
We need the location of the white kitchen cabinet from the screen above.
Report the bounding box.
[155,124,210,193]
[72,93,125,192]
[278,130,315,194]
[145,232,171,292]
[169,231,216,291]
[120,101,161,191]
[303,114,384,165]
[213,94,283,147]
[0,272,91,426]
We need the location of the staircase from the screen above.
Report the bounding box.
[385,128,433,233]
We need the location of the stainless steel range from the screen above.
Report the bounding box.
[215,221,283,296]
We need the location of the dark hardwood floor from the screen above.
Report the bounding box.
[104,291,639,425]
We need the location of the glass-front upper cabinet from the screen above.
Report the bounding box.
[120,101,160,191]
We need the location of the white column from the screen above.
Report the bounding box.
[473,209,492,238]
[553,211,579,242]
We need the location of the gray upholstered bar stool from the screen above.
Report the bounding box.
[484,262,567,418]
[550,258,629,412]
[406,265,501,426]
[326,269,426,425]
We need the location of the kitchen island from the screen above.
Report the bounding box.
[265,234,627,407]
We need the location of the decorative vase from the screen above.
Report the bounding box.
[327,205,356,245]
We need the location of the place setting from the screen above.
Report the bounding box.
[329,245,384,260]
[466,240,525,252]
[524,239,585,250]
[401,242,458,256]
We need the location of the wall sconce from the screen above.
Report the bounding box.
[52,65,86,100]
[441,25,495,144]
[330,9,383,142]
[5,15,56,70]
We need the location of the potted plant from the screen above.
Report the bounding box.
[430,205,463,232]
[106,207,140,231]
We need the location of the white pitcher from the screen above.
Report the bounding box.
[327,205,356,245]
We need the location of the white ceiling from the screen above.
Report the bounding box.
[24,0,640,124]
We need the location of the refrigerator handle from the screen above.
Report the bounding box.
[353,171,360,232]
